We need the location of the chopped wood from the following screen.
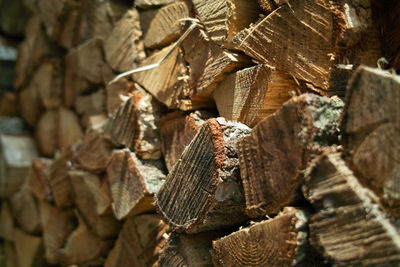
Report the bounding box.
[135,0,178,9]
[104,8,146,72]
[212,207,310,267]
[2,241,19,267]
[48,145,77,208]
[19,83,44,128]
[0,202,14,241]
[0,135,38,198]
[341,66,400,210]
[9,183,41,234]
[105,214,168,267]
[304,151,400,265]
[69,170,121,239]
[35,0,70,39]
[141,1,190,49]
[156,118,251,233]
[106,148,166,220]
[257,0,277,13]
[35,60,64,109]
[56,212,111,266]
[58,107,83,150]
[158,231,222,267]
[58,5,79,50]
[104,91,164,159]
[39,201,75,264]
[213,64,299,127]
[74,89,106,127]
[35,109,58,157]
[159,110,213,171]
[237,94,343,218]
[105,77,135,115]
[76,127,114,173]
[14,228,45,267]
[28,158,53,202]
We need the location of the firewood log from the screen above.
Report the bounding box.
[35,110,58,157]
[212,207,311,267]
[2,241,19,267]
[237,94,343,218]
[14,228,45,267]
[104,7,145,72]
[34,60,63,109]
[304,151,400,265]
[19,85,43,127]
[341,66,400,213]
[159,110,213,171]
[74,89,106,127]
[192,0,261,47]
[105,214,168,267]
[69,170,121,239]
[156,118,251,233]
[9,183,41,234]
[141,1,190,49]
[105,77,135,115]
[257,0,276,13]
[106,148,166,220]
[213,64,300,127]
[0,202,14,241]
[104,91,164,160]
[28,158,53,202]
[0,135,38,198]
[157,231,223,267]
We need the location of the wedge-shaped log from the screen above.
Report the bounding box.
[35,0,72,39]
[14,228,45,267]
[158,231,222,267]
[9,183,41,234]
[69,170,121,239]
[304,151,400,265]
[39,201,75,265]
[342,66,400,212]
[0,135,38,198]
[104,91,164,159]
[232,0,380,94]
[212,207,310,267]
[213,65,299,127]
[159,110,213,171]
[141,1,189,49]
[237,94,343,218]
[28,158,53,202]
[105,214,168,267]
[156,118,251,233]
[106,148,166,219]
[104,8,145,72]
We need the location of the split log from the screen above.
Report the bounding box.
[74,89,106,127]
[213,64,300,127]
[57,3,80,50]
[140,1,190,49]
[232,0,380,94]
[105,214,168,267]
[19,83,43,128]
[212,207,310,267]
[58,107,83,149]
[304,151,400,265]
[64,38,109,107]
[135,0,178,9]
[103,8,146,72]
[158,231,223,267]
[9,183,41,234]
[341,66,400,212]
[237,94,343,218]
[0,202,14,241]
[14,228,45,267]
[48,145,77,208]
[76,127,114,173]
[0,135,38,198]
[159,110,213,171]
[192,0,261,47]
[28,158,53,202]
[257,0,276,13]
[106,148,166,220]
[105,77,135,115]
[56,212,111,266]
[39,201,75,264]
[69,170,121,239]
[156,118,251,233]
[104,91,164,160]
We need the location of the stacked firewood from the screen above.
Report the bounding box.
[1,0,400,266]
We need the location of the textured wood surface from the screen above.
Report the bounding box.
[304,151,400,265]
[237,94,343,217]
[0,202,14,241]
[74,89,106,127]
[104,8,145,72]
[342,66,400,211]
[14,228,45,267]
[213,64,298,127]
[28,158,53,202]
[106,148,166,220]
[212,207,309,267]
[35,110,58,157]
[159,110,213,171]
[156,118,250,233]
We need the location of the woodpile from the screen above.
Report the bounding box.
[0,0,399,266]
